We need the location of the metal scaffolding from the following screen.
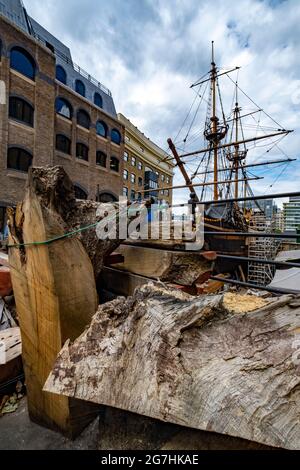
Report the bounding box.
[247,214,281,286]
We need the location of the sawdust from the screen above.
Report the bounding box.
[223,292,270,314]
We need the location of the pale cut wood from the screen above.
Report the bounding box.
[0,328,21,365]
[114,244,215,286]
[45,284,300,449]
[7,167,106,436]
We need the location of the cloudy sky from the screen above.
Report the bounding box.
[25,0,300,206]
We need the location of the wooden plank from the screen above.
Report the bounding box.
[45,286,300,449]
[0,328,22,365]
[113,245,216,286]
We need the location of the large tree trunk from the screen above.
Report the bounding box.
[45,284,300,449]
[113,244,216,286]
[7,166,132,437]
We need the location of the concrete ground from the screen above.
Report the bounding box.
[0,397,99,450]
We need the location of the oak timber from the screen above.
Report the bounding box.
[45,284,300,449]
[113,244,215,286]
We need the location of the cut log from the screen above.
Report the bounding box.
[114,244,215,286]
[0,328,21,365]
[45,284,300,449]
[7,166,137,436]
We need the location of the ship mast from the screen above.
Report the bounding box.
[211,41,219,201]
[234,83,239,199]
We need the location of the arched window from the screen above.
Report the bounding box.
[76,142,89,161]
[10,47,35,80]
[74,184,88,200]
[56,134,71,154]
[111,129,121,145]
[96,151,107,168]
[96,120,108,138]
[55,97,72,120]
[7,147,32,172]
[110,156,119,173]
[94,92,103,108]
[9,96,34,126]
[56,65,67,84]
[77,109,90,129]
[75,79,85,97]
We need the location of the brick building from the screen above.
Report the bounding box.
[0,0,124,232]
[118,114,174,205]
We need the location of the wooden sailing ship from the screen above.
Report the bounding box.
[161,42,295,279]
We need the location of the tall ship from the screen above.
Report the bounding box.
[164,42,296,285]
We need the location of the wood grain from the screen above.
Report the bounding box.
[45,284,300,449]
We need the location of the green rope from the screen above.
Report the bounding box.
[8,205,133,249]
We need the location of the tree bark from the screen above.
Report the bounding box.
[45,284,300,449]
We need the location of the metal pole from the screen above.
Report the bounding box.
[205,231,298,239]
[141,176,261,195]
[194,158,296,177]
[210,276,300,295]
[170,190,300,207]
[217,254,300,269]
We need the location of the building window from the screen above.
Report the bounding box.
[96,120,108,138]
[123,187,128,197]
[123,169,128,180]
[165,190,169,196]
[131,190,136,201]
[56,134,71,154]
[110,156,119,172]
[161,175,165,182]
[138,177,143,187]
[55,97,72,120]
[7,147,32,172]
[9,96,34,126]
[137,192,142,201]
[111,129,121,145]
[131,156,136,167]
[166,176,170,184]
[75,79,85,97]
[97,192,117,203]
[138,161,143,171]
[94,92,103,108]
[124,152,129,162]
[77,109,90,129]
[56,65,67,84]
[10,47,35,81]
[96,151,107,168]
[125,136,130,143]
[131,173,136,184]
[74,184,88,200]
[76,143,89,161]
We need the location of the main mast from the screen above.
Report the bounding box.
[211,42,218,201]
